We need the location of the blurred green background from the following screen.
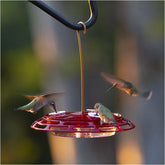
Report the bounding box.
[1,1,164,164]
[1,1,52,163]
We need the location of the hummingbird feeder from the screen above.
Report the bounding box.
[31,111,135,138]
[27,0,135,138]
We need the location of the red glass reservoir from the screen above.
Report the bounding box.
[31,111,135,138]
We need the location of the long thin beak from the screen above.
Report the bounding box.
[51,103,57,113]
[48,102,57,113]
[105,83,117,93]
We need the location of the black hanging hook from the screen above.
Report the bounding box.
[28,0,98,30]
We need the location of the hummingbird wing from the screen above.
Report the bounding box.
[17,98,47,113]
[101,72,137,92]
[24,91,65,101]
[101,72,127,88]
[17,96,46,113]
[41,92,65,100]
[99,104,117,124]
[32,98,47,112]
[23,95,37,100]
[26,92,65,112]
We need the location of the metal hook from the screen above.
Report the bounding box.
[28,0,98,30]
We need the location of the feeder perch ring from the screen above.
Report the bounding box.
[31,111,135,138]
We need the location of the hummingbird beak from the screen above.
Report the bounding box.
[49,102,57,113]
[105,83,117,93]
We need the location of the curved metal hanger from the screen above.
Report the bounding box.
[28,0,98,30]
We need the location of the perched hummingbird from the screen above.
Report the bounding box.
[101,72,152,100]
[17,92,65,114]
[94,103,117,125]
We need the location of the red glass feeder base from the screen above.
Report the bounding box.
[31,111,135,138]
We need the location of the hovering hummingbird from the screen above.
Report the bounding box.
[101,72,152,100]
[94,103,117,125]
[17,92,65,114]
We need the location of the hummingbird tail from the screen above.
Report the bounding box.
[14,107,21,111]
[16,104,29,111]
[16,107,24,111]
[16,105,34,113]
[16,107,36,114]
[141,91,152,100]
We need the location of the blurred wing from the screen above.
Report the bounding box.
[101,72,126,87]
[23,95,37,100]
[42,92,65,100]
[32,99,46,111]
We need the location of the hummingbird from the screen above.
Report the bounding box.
[94,103,117,125]
[101,72,152,100]
[17,92,65,114]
